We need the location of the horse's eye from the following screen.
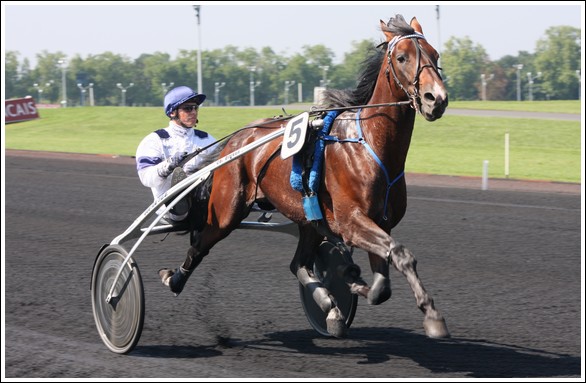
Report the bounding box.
[396,55,406,64]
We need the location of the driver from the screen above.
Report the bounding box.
[135,85,217,225]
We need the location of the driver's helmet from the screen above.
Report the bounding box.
[164,86,206,117]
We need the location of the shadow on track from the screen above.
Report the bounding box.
[134,327,579,378]
[259,327,580,378]
[131,345,222,359]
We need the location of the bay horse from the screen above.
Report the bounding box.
[160,14,450,338]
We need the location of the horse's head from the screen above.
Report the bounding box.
[381,15,448,121]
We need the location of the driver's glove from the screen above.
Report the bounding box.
[157,151,188,178]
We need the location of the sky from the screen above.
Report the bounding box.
[2,1,584,67]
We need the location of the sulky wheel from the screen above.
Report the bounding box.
[91,244,144,354]
[299,240,358,336]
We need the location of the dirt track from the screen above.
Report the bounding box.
[3,150,582,379]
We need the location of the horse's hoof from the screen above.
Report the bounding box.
[158,268,190,296]
[158,268,173,287]
[423,317,450,338]
[326,307,348,338]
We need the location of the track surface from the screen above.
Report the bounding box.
[3,151,582,379]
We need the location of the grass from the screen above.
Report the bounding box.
[408,114,581,183]
[4,101,582,183]
[4,106,301,156]
[446,100,580,114]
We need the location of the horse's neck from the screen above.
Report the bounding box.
[362,70,415,156]
[360,97,416,167]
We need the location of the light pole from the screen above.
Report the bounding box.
[248,66,261,106]
[319,65,329,88]
[77,82,93,106]
[193,5,203,95]
[33,82,51,104]
[161,82,174,96]
[436,5,442,68]
[480,73,494,101]
[284,80,295,105]
[576,70,581,100]
[78,83,84,106]
[526,72,541,101]
[33,83,42,103]
[513,64,523,101]
[214,82,225,105]
[116,82,134,106]
[58,59,67,107]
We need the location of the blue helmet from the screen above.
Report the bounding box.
[164,86,206,117]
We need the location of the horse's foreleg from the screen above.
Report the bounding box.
[290,224,348,337]
[296,266,333,313]
[338,219,392,305]
[296,266,347,338]
[388,239,450,338]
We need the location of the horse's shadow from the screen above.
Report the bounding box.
[131,344,222,359]
[261,327,580,378]
[131,327,579,378]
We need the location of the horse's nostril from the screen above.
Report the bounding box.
[424,93,435,102]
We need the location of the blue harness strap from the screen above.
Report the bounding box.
[290,110,340,220]
[290,108,403,222]
[290,110,341,194]
[354,109,404,222]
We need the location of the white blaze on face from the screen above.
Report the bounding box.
[432,82,448,102]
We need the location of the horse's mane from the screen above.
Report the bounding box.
[381,14,415,36]
[321,14,415,109]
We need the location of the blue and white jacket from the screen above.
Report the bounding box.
[135,122,217,205]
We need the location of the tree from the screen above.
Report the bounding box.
[332,40,373,90]
[132,53,171,106]
[4,25,579,106]
[5,51,22,99]
[440,36,490,101]
[534,26,581,100]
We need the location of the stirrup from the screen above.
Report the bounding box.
[160,215,190,231]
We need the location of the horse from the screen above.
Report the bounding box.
[160,14,450,339]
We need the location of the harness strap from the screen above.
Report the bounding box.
[290,110,341,221]
[354,109,404,222]
[319,109,404,222]
[291,110,341,194]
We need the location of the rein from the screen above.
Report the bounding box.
[183,33,439,218]
[309,101,412,114]
[181,101,412,166]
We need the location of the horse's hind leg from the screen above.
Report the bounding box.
[388,238,450,338]
[367,252,392,305]
[159,232,209,296]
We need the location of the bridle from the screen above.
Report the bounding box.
[385,32,442,112]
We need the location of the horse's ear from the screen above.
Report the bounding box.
[410,17,424,34]
[380,19,395,41]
